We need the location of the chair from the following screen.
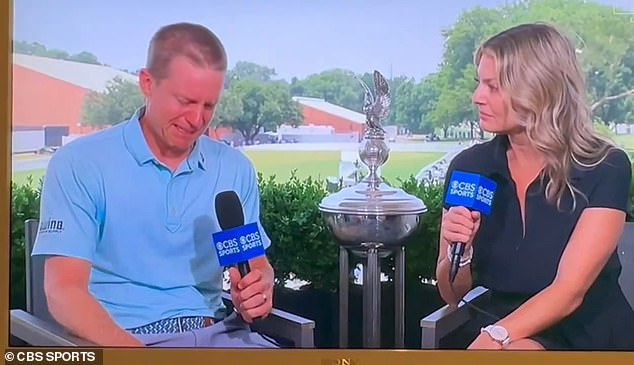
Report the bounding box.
[419,222,634,349]
[10,219,316,348]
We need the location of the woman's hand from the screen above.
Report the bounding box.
[441,206,482,247]
[467,333,503,350]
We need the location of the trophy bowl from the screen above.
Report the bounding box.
[321,213,422,248]
[319,180,427,255]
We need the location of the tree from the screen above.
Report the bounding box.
[82,77,144,128]
[13,40,104,65]
[433,0,634,131]
[46,49,70,60]
[502,0,634,121]
[211,88,243,137]
[292,69,364,112]
[225,61,278,88]
[417,73,443,134]
[425,6,502,137]
[385,75,411,126]
[13,40,46,56]
[68,51,100,65]
[215,79,303,144]
[431,65,479,138]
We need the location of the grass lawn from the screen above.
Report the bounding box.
[611,135,634,160]
[242,150,444,183]
[12,153,46,161]
[613,135,634,149]
[11,151,445,187]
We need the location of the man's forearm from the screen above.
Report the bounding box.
[47,287,144,347]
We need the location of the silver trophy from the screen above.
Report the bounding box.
[318,70,427,348]
[356,71,391,189]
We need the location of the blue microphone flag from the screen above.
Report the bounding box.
[212,222,265,267]
[444,170,497,215]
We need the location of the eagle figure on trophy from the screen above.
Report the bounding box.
[357,70,391,133]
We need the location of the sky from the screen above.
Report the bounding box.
[12,0,634,82]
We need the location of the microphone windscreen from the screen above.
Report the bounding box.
[215,191,245,229]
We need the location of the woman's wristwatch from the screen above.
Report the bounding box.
[446,243,473,267]
[481,325,510,347]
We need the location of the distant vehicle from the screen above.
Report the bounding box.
[38,146,59,154]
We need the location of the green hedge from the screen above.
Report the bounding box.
[11,177,43,310]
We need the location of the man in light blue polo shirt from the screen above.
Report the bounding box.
[32,22,277,347]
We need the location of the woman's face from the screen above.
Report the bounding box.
[472,53,520,134]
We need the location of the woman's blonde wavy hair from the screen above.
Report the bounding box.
[474,22,616,210]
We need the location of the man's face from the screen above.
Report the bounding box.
[139,55,225,158]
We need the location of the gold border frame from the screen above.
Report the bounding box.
[1,0,12,357]
[2,1,634,363]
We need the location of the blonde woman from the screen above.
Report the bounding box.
[436,23,634,350]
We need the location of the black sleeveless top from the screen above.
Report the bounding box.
[443,135,634,350]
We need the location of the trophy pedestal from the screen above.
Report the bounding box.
[338,245,406,349]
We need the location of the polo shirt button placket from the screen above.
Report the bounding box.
[166,178,181,231]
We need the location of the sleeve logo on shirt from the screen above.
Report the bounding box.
[39,219,64,233]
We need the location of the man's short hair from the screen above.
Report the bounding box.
[146,22,227,80]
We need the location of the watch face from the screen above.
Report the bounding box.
[490,326,508,340]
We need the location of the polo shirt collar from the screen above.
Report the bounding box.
[123,106,207,171]
[489,134,511,175]
[188,137,207,171]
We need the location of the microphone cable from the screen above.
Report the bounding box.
[458,297,499,322]
[447,262,500,322]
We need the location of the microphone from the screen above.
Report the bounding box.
[444,170,497,283]
[213,190,266,278]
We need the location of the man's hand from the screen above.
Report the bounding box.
[228,266,274,323]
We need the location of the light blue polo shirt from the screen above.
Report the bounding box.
[32,108,271,329]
